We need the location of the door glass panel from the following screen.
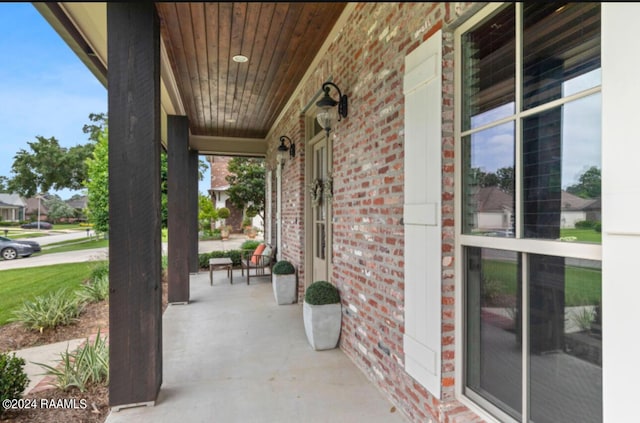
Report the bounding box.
[465,247,522,420]
[462,122,515,237]
[316,223,325,260]
[528,255,602,423]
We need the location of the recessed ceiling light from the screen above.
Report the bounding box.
[232,54,248,63]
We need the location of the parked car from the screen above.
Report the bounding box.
[20,221,53,230]
[0,236,41,254]
[0,236,35,260]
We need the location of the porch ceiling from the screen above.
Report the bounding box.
[34,2,348,156]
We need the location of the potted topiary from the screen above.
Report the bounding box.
[272,260,297,305]
[303,280,341,350]
[218,207,231,239]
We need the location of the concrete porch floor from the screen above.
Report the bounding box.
[105,270,408,423]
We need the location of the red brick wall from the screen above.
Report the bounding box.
[268,3,486,422]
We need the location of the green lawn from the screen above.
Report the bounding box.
[559,228,601,243]
[0,262,104,326]
[40,239,109,255]
[482,258,601,306]
[53,223,91,230]
[1,230,49,239]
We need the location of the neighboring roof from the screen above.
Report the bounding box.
[66,196,88,209]
[0,193,26,208]
[473,187,600,213]
[25,197,50,214]
[475,186,514,213]
[561,191,599,211]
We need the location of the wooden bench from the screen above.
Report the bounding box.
[241,243,276,285]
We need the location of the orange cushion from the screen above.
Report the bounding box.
[251,244,267,265]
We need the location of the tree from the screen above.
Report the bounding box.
[225,158,265,221]
[198,194,218,232]
[473,169,499,188]
[471,166,514,196]
[85,128,109,234]
[496,166,514,195]
[82,113,108,143]
[161,150,168,228]
[0,176,8,193]
[7,135,96,197]
[566,166,601,199]
[44,196,75,223]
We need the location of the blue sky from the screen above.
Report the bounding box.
[0,3,210,200]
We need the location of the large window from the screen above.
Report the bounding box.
[457,4,602,422]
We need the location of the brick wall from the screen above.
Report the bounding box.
[267,3,485,422]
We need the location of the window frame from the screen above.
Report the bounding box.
[453,3,603,422]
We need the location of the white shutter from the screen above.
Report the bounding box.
[403,29,442,398]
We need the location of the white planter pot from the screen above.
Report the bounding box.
[303,301,342,351]
[272,273,297,305]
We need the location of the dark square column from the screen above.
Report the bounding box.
[168,115,191,303]
[189,148,200,273]
[107,2,162,408]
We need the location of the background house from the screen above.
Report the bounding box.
[24,196,49,222]
[208,155,242,232]
[0,193,26,222]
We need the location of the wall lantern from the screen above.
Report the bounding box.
[277,135,295,163]
[315,81,348,133]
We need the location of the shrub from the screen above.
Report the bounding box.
[11,289,83,332]
[240,240,261,251]
[89,261,109,281]
[77,273,109,303]
[198,250,243,268]
[0,352,29,417]
[36,330,109,392]
[575,220,597,229]
[594,222,602,233]
[273,260,295,275]
[305,281,340,305]
[570,306,595,332]
[217,207,231,219]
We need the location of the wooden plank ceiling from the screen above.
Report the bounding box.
[156,2,347,140]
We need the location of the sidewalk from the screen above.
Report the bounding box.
[11,338,85,395]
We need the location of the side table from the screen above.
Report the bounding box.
[209,257,233,285]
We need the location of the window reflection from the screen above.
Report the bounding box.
[466,247,522,420]
[523,94,601,242]
[529,255,602,423]
[462,122,515,237]
[523,3,601,110]
[461,4,515,131]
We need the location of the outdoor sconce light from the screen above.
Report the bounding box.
[315,81,348,133]
[277,135,295,163]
